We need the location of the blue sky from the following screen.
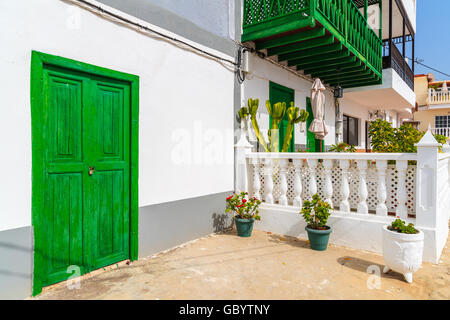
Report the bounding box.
[414,0,450,80]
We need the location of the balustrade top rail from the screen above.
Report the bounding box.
[246,152,418,161]
[243,0,383,76]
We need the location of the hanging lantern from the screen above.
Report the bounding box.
[334,86,343,99]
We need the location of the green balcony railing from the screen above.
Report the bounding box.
[243,0,383,82]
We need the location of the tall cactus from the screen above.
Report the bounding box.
[247,98,269,152]
[266,101,286,152]
[281,103,308,152]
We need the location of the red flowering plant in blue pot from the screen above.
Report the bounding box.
[225,192,261,237]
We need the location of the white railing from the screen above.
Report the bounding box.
[432,127,450,138]
[245,152,417,219]
[235,130,450,263]
[428,88,450,105]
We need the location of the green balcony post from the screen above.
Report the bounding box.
[310,0,317,26]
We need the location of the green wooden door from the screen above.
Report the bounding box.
[269,82,295,152]
[36,65,131,288]
[306,97,324,152]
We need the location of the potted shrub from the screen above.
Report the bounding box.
[301,194,332,251]
[382,217,424,283]
[225,192,261,237]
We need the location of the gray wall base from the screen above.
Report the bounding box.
[139,191,233,258]
[0,226,33,300]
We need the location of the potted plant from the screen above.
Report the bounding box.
[301,194,332,251]
[225,192,261,237]
[382,217,424,283]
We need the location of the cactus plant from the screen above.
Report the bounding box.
[238,106,249,120]
[247,99,269,152]
[245,98,308,153]
[266,101,286,152]
[281,103,308,152]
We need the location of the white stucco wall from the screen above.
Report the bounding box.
[0,0,235,231]
[401,0,416,33]
[243,53,336,149]
[339,96,371,149]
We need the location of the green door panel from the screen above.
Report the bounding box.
[86,80,130,271]
[32,54,136,292]
[269,82,295,152]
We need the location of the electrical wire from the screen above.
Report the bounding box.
[409,58,450,78]
[70,0,329,89]
[70,0,238,67]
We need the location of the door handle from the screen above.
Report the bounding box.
[89,166,95,176]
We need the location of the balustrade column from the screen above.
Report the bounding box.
[307,159,318,199]
[293,159,303,207]
[376,160,388,216]
[264,158,274,204]
[357,160,369,214]
[251,158,261,200]
[323,159,334,208]
[339,160,351,212]
[278,159,289,206]
[396,160,408,220]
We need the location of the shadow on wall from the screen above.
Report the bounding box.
[212,212,231,232]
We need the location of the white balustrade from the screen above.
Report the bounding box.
[307,159,318,200]
[428,88,450,105]
[243,152,419,218]
[376,160,388,216]
[396,160,408,220]
[251,158,261,200]
[431,127,450,138]
[357,160,369,214]
[339,159,351,212]
[292,159,303,207]
[278,159,289,206]
[323,159,334,208]
[236,129,446,264]
[264,158,274,204]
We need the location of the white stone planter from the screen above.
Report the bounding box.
[382,225,424,283]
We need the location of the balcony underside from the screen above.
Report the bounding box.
[242,1,383,89]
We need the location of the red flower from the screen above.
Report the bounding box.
[226,195,233,200]
[237,204,244,208]
[242,199,247,204]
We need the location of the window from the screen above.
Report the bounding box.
[435,115,450,128]
[343,115,359,146]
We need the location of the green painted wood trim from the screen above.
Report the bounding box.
[30,51,139,296]
[255,28,325,50]
[278,43,342,62]
[320,69,372,82]
[311,65,366,78]
[242,13,313,43]
[337,77,381,88]
[325,73,377,86]
[267,35,335,57]
[295,55,356,70]
[287,50,349,67]
[303,58,361,75]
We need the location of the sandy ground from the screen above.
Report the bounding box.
[33,229,450,300]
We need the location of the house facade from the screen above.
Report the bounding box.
[0,0,239,299]
[414,73,450,138]
[241,0,416,152]
[0,0,419,299]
